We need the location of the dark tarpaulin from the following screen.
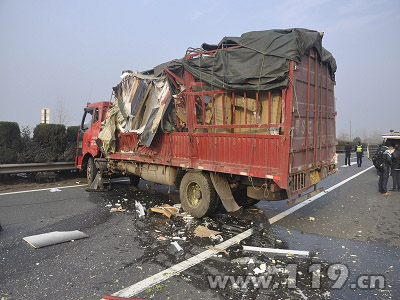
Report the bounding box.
[167,28,337,92]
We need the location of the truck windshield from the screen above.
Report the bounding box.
[81,109,93,131]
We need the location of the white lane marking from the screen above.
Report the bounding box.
[0,184,87,196]
[104,166,374,299]
[106,228,253,299]
[268,166,374,224]
[341,162,358,167]
[0,179,130,196]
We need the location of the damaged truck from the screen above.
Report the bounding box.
[75,28,337,217]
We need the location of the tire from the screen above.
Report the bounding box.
[180,172,218,218]
[129,175,140,186]
[86,157,97,186]
[233,188,260,207]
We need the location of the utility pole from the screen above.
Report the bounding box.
[349,120,352,142]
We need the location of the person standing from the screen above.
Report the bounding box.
[344,142,352,166]
[378,141,392,196]
[390,144,400,191]
[355,141,364,167]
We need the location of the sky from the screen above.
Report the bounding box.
[0,0,399,140]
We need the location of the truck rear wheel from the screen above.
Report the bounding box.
[180,172,218,218]
[86,157,97,185]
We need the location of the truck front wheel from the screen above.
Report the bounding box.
[180,172,218,218]
[87,157,97,185]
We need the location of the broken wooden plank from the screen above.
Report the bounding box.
[150,204,181,218]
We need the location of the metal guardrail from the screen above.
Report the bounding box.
[0,162,76,174]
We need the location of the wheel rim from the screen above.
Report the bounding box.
[187,181,202,207]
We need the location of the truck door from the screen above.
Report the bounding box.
[78,107,96,157]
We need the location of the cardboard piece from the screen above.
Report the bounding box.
[194,225,222,238]
[150,204,181,218]
[233,91,281,134]
[209,94,232,133]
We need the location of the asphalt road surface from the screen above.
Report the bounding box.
[0,155,399,300]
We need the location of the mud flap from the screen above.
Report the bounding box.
[210,173,241,212]
[86,169,111,192]
[286,187,324,206]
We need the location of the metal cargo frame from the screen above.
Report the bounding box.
[108,47,336,198]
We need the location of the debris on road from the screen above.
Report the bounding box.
[135,200,145,218]
[110,206,126,212]
[242,245,309,257]
[205,245,228,254]
[172,236,186,241]
[231,257,254,264]
[49,188,62,192]
[296,288,308,300]
[193,225,221,238]
[23,230,88,248]
[247,208,263,214]
[103,294,149,300]
[209,233,224,243]
[171,241,183,251]
[149,204,180,218]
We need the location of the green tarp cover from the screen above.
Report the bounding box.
[167,28,336,92]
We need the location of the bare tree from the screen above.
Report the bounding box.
[54,98,71,125]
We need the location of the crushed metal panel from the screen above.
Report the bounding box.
[99,72,173,150]
[139,81,172,147]
[130,80,148,117]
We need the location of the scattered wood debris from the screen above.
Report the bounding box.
[110,206,126,212]
[194,225,221,238]
[149,204,182,218]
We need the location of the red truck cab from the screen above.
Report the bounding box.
[75,101,112,183]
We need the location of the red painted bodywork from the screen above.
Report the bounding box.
[75,101,113,169]
[78,47,336,198]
